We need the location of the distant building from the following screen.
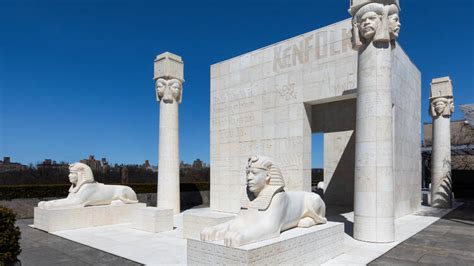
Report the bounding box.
[423,119,474,170]
[36,159,69,171]
[0,157,27,173]
[80,155,103,172]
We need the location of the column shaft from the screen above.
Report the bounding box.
[430,116,452,208]
[158,101,180,214]
[354,42,394,243]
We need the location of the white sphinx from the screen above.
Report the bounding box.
[38,162,138,210]
[201,155,327,247]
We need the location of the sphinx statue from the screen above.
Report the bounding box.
[38,162,139,210]
[201,155,327,247]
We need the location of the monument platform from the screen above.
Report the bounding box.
[33,203,146,232]
[187,222,344,265]
[131,206,173,233]
[34,205,460,265]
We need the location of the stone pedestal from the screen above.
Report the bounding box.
[154,52,184,214]
[429,77,454,208]
[131,207,173,233]
[187,222,344,265]
[182,209,236,239]
[33,203,146,232]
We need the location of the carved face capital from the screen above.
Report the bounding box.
[388,13,400,38]
[155,78,182,104]
[360,11,381,40]
[430,97,454,117]
[351,2,400,49]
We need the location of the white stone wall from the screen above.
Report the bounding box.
[391,45,422,218]
[210,18,420,215]
[210,19,356,213]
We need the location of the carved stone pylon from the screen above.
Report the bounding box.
[429,77,454,208]
[349,0,400,243]
[154,52,184,214]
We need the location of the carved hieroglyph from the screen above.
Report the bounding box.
[349,0,400,243]
[201,155,327,247]
[429,77,454,208]
[154,52,184,214]
[38,163,138,209]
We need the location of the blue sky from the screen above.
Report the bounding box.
[0,0,473,167]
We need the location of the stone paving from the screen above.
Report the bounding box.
[16,219,142,266]
[14,200,473,265]
[370,200,474,265]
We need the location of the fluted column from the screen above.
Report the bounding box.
[349,0,401,243]
[154,52,184,214]
[429,77,454,208]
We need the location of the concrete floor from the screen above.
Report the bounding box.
[14,200,473,265]
[16,219,141,266]
[370,199,474,265]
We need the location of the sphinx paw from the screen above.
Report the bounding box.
[201,226,217,242]
[224,231,243,247]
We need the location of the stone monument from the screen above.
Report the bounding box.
[349,0,400,243]
[429,77,454,208]
[201,155,327,247]
[34,163,145,232]
[154,52,184,214]
[38,162,138,209]
[188,156,343,264]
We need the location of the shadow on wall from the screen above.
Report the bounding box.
[180,183,210,211]
[324,132,355,210]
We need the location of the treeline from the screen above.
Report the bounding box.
[0,165,209,186]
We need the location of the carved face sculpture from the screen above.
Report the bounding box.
[156,78,182,104]
[69,171,79,185]
[68,163,95,193]
[360,11,381,39]
[388,13,402,40]
[246,166,269,195]
[434,101,447,114]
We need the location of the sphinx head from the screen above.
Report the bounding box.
[155,78,183,104]
[68,162,94,187]
[245,155,284,196]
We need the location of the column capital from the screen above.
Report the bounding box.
[154,52,184,104]
[348,0,401,50]
[429,77,454,117]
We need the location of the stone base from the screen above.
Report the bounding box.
[131,207,173,233]
[182,208,236,239]
[187,222,344,265]
[33,203,146,232]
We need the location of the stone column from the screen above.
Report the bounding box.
[429,77,454,208]
[349,0,401,243]
[154,52,184,214]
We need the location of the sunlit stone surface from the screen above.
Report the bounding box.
[154,52,184,214]
[429,77,454,209]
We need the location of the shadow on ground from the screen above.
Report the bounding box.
[369,199,474,265]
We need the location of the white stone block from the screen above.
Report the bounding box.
[187,222,344,265]
[33,203,146,232]
[154,52,184,81]
[131,207,173,233]
[182,209,236,240]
